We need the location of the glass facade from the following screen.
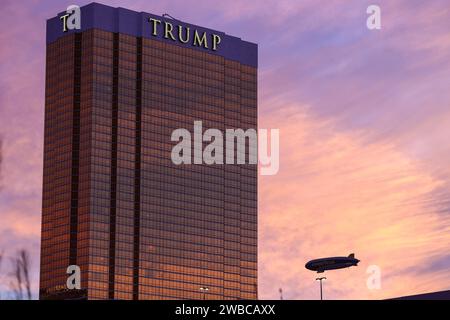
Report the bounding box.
[40,26,257,300]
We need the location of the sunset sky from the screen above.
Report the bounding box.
[1,0,450,299]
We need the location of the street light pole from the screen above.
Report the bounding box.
[315,277,326,300]
[199,286,209,300]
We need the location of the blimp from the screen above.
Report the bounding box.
[305,253,360,273]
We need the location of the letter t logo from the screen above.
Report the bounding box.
[61,5,81,32]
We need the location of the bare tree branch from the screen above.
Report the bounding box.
[9,249,32,300]
[19,250,32,300]
[11,257,23,300]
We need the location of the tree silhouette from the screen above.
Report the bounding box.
[9,249,32,300]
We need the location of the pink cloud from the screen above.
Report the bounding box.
[1,0,450,300]
[259,106,450,299]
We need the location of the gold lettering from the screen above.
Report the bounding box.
[149,18,161,36]
[164,22,176,41]
[148,19,220,51]
[178,25,190,44]
[60,14,70,32]
[212,34,221,51]
[193,30,208,49]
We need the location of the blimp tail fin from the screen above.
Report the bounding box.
[348,253,355,259]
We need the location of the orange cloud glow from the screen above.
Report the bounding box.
[259,106,450,299]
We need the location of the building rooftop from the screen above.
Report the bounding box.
[46,2,257,67]
[391,290,450,300]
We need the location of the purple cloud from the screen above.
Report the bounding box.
[1,0,450,299]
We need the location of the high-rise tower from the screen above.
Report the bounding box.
[40,3,257,300]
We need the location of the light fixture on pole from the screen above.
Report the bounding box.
[315,277,326,300]
[199,286,209,300]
